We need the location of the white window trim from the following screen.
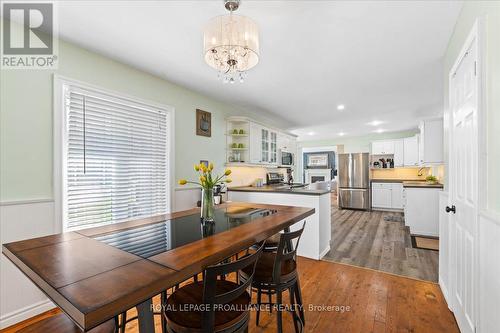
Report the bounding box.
[53,75,175,233]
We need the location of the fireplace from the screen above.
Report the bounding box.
[305,168,332,184]
[311,176,325,183]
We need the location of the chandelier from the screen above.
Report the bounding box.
[203,0,260,83]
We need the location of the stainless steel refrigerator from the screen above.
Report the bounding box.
[338,153,370,210]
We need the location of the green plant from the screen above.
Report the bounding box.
[178,162,232,190]
[426,175,438,182]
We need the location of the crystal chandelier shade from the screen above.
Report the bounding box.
[203,4,259,83]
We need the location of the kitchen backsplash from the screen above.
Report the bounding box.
[371,167,432,180]
[226,167,286,187]
[371,165,445,181]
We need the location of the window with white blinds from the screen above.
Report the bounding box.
[63,83,170,230]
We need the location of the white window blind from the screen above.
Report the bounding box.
[64,84,169,230]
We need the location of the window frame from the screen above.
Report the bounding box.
[53,75,175,232]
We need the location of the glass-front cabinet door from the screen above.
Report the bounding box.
[270,132,277,164]
[261,128,269,162]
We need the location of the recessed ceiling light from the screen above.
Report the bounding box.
[337,104,345,111]
[307,131,315,136]
[368,120,383,126]
[375,128,385,134]
[338,132,345,136]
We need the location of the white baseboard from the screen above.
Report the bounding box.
[439,277,452,311]
[319,245,331,260]
[0,300,55,329]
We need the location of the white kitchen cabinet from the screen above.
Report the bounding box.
[391,183,404,209]
[371,140,395,155]
[270,131,278,164]
[403,135,419,166]
[394,139,404,167]
[404,187,441,236]
[227,116,297,166]
[418,118,444,164]
[249,122,262,163]
[372,183,393,209]
[372,182,404,210]
[261,128,270,163]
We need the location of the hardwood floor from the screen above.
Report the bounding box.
[1,257,458,333]
[324,195,439,282]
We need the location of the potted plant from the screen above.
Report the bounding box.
[178,162,232,223]
[425,175,438,184]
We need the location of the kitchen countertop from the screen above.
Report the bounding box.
[371,179,444,188]
[228,184,331,196]
[371,178,423,183]
[402,181,444,189]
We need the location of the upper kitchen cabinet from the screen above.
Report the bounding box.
[403,135,419,166]
[249,122,262,164]
[394,139,404,167]
[371,140,395,155]
[227,116,296,166]
[277,133,296,152]
[418,118,444,164]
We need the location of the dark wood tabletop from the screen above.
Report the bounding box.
[2,202,314,332]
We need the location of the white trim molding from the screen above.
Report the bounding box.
[0,300,54,329]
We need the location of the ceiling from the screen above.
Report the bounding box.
[54,0,462,141]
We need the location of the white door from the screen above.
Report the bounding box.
[448,27,478,333]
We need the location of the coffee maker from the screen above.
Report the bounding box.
[213,185,223,205]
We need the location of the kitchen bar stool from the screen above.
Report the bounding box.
[17,312,116,333]
[239,223,306,333]
[164,242,265,333]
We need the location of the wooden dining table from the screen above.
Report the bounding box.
[2,202,314,333]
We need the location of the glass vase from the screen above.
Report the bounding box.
[201,187,215,223]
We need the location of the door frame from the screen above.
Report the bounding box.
[447,18,487,332]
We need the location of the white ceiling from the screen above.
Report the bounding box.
[54,0,462,141]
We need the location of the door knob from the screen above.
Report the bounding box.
[445,205,456,214]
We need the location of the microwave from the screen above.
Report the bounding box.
[281,151,294,166]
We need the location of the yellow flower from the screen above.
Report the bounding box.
[194,164,200,171]
[200,176,206,183]
[178,179,187,185]
[224,169,232,176]
[225,178,232,183]
[208,162,214,171]
[200,164,207,172]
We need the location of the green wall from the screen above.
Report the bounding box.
[443,1,500,214]
[298,130,419,153]
[0,22,285,202]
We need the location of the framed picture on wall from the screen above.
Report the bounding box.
[196,109,211,137]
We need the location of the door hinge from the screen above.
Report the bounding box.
[474,61,477,76]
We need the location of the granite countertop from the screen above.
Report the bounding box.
[228,184,331,196]
[371,179,444,188]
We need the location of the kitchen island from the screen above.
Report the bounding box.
[228,184,332,260]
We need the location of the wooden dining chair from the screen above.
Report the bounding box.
[17,312,116,333]
[239,223,306,333]
[164,242,266,333]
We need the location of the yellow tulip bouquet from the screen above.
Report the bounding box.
[178,162,232,222]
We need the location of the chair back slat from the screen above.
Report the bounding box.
[273,222,306,283]
[201,241,265,333]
